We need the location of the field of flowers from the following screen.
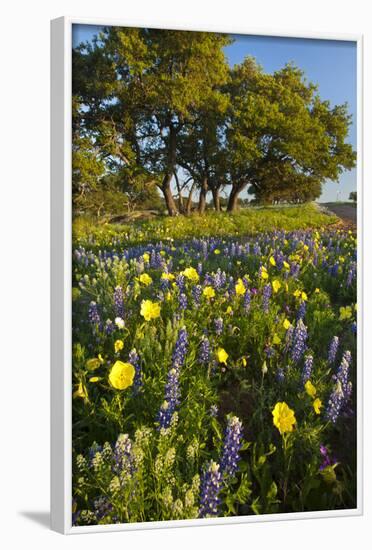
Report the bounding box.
[72,214,357,526]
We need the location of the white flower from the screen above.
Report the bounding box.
[115,317,125,329]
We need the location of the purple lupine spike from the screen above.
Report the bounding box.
[199,461,222,518]
[291,319,308,363]
[297,300,306,321]
[220,416,243,478]
[199,337,211,365]
[128,349,142,391]
[302,354,313,386]
[244,288,251,312]
[192,285,202,307]
[325,351,352,423]
[158,327,188,429]
[262,284,272,313]
[328,336,339,364]
[113,286,124,318]
[88,301,101,329]
[105,319,114,335]
[179,292,188,310]
[113,434,134,475]
[214,317,223,336]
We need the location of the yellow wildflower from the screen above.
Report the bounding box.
[73,382,88,401]
[203,286,216,299]
[226,306,233,315]
[89,376,101,383]
[114,339,124,353]
[109,361,135,390]
[339,306,352,320]
[272,279,281,294]
[283,319,291,330]
[216,347,228,365]
[269,256,276,266]
[313,398,322,415]
[272,402,296,434]
[283,261,290,270]
[242,357,247,367]
[183,267,200,283]
[301,291,308,301]
[315,288,320,293]
[139,273,153,286]
[214,249,221,255]
[161,272,175,281]
[235,278,246,296]
[305,380,317,398]
[143,253,150,263]
[261,266,269,280]
[140,299,161,321]
[86,358,101,371]
[273,333,281,345]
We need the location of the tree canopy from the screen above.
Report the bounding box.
[72,27,356,216]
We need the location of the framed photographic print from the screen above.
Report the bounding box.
[51,16,363,534]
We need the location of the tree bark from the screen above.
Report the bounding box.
[186,181,196,215]
[198,178,209,214]
[227,185,243,212]
[211,186,221,211]
[161,173,178,216]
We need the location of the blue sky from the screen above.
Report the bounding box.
[73,25,357,202]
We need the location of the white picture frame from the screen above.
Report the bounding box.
[51,16,363,534]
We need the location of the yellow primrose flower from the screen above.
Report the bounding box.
[140,299,161,321]
[303,244,309,252]
[109,361,135,390]
[159,250,166,257]
[315,288,320,293]
[283,319,291,330]
[305,380,317,398]
[161,272,175,281]
[139,273,153,286]
[242,357,247,367]
[272,402,296,435]
[165,291,172,301]
[269,256,276,266]
[89,376,101,383]
[283,261,290,270]
[301,292,308,301]
[293,289,301,298]
[114,339,124,353]
[143,253,150,263]
[73,382,88,401]
[261,267,269,280]
[183,267,200,283]
[203,286,216,299]
[235,278,246,296]
[226,306,233,315]
[214,249,221,255]
[313,398,322,414]
[272,279,281,294]
[339,306,352,320]
[86,358,101,371]
[216,347,228,365]
[273,333,281,345]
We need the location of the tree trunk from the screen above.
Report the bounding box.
[198,178,208,214]
[161,174,178,216]
[173,171,184,213]
[186,181,196,215]
[211,186,221,211]
[227,185,242,212]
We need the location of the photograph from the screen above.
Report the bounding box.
[70,24,358,527]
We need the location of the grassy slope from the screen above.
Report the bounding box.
[73,203,338,248]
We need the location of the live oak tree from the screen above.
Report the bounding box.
[224,60,356,210]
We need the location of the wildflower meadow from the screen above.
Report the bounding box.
[72,210,357,525]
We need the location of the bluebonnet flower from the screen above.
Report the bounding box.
[113,286,124,318]
[220,416,243,478]
[262,284,272,313]
[284,326,294,353]
[290,263,300,278]
[326,351,352,423]
[301,354,313,386]
[346,263,356,286]
[88,301,101,329]
[176,273,185,292]
[276,368,285,383]
[191,285,202,307]
[213,269,226,290]
[214,317,223,336]
[264,345,275,358]
[351,321,357,335]
[197,262,203,276]
[105,319,114,335]
[158,328,188,429]
[113,434,134,475]
[199,461,222,518]
[244,288,251,312]
[210,404,218,417]
[179,292,188,310]
[128,348,142,391]
[328,336,339,364]
[290,319,308,363]
[94,497,113,521]
[297,300,306,321]
[319,445,336,471]
[199,337,211,365]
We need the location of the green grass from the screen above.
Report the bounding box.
[73,203,338,248]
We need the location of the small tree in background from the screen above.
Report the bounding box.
[349,191,357,203]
